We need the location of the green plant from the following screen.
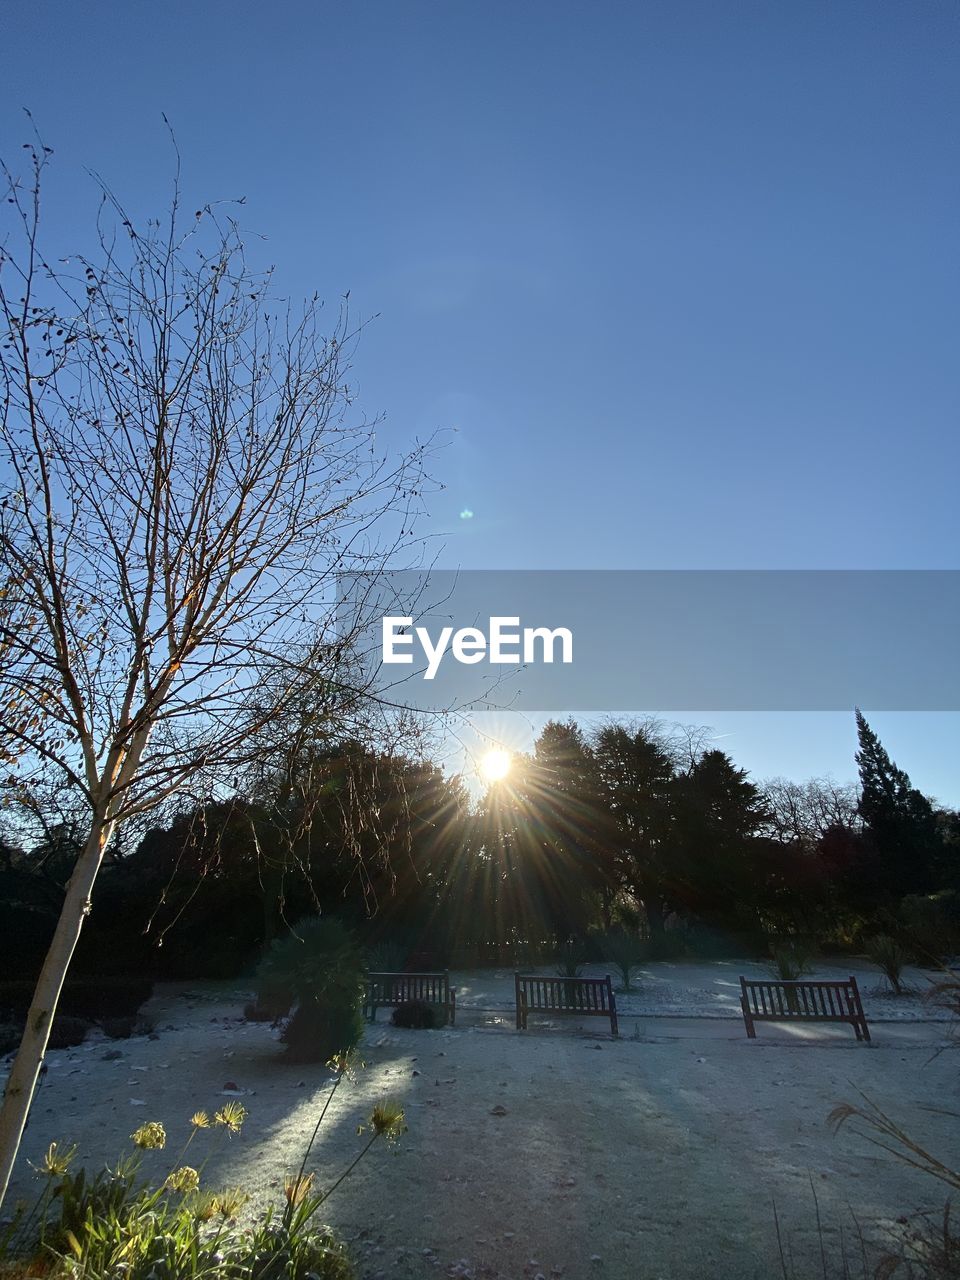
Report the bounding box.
[256,918,366,1062]
[257,918,364,1010]
[99,1015,154,1040]
[366,941,407,974]
[902,892,960,966]
[2,1064,406,1280]
[554,941,585,978]
[599,929,646,993]
[99,1016,134,1040]
[765,939,817,1014]
[767,938,817,982]
[282,999,366,1064]
[390,1000,443,1030]
[865,934,911,994]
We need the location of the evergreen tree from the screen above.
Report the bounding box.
[854,709,942,901]
[528,720,616,938]
[591,722,677,935]
[670,750,770,934]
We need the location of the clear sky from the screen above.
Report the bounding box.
[2,2,957,801]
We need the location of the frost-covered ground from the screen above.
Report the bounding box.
[2,965,957,1280]
[450,957,950,1024]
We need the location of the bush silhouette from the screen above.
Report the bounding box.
[390,1000,444,1029]
[257,918,366,1062]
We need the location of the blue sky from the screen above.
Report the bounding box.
[2,2,957,801]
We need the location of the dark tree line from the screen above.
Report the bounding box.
[2,713,957,980]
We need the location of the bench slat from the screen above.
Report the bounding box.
[364,972,456,1026]
[515,974,618,1037]
[739,976,869,1041]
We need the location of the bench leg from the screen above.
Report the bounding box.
[741,998,756,1039]
[847,977,871,1043]
[606,977,618,1038]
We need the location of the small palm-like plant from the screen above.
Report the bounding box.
[864,933,911,995]
[766,938,816,1013]
[367,941,408,974]
[554,940,585,978]
[767,938,816,983]
[599,929,646,993]
[257,918,366,1063]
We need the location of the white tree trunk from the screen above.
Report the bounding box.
[0,816,111,1207]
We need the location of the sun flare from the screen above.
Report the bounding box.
[480,748,512,784]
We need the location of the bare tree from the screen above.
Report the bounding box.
[761,776,861,850]
[0,133,435,1205]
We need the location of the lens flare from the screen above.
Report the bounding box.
[480,748,512,783]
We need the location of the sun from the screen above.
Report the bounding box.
[480,748,512,784]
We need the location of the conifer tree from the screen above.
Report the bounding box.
[854,709,942,901]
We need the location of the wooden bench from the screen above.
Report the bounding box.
[515,973,619,1037]
[363,972,456,1025]
[739,975,870,1041]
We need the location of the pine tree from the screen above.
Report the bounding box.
[670,750,770,931]
[854,709,942,901]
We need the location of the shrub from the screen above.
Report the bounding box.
[767,938,817,982]
[390,1000,444,1029]
[598,929,646,992]
[282,998,366,1063]
[257,918,367,1063]
[901,890,960,964]
[0,977,153,1022]
[99,1015,154,1040]
[554,940,585,978]
[46,1016,91,1050]
[100,1015,136,1039]
[257,918,364,1008]
[865,934,911,994]
[366,941,408,974]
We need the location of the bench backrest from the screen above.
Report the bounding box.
[366,972,449,1004]
[739,976,861,1020]
[515,974,614,1013]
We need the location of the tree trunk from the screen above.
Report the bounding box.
[0,815,111,1209]
[644,897,666,936]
